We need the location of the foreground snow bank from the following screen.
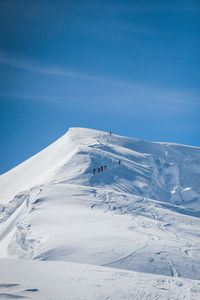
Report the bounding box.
[0,259,200,300]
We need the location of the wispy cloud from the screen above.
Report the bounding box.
[0,51,199,111]
[111,1,200,15]
[0,51,142,89]
[0,51,80,78]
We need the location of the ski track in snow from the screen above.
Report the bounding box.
[0,127,200,299]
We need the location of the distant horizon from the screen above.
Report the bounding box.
[1,0,199,174]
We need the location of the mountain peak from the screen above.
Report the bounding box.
[1,127,200,208]
[0,127,200,283]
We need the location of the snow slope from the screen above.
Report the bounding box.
[0,127,200,299]
[1,259,200,300]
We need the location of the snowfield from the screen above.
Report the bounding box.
[1,259,200,300]
[0,127,200,299]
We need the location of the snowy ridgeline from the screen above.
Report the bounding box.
[0,127,200,299]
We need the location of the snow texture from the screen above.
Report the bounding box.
[0,127,200,299]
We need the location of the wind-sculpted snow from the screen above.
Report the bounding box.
[0,127,200,299]
[1,127,200,206]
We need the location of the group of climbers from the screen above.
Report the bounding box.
[93,160,121,174]
[93,165,106,174]
[92,131,121,174]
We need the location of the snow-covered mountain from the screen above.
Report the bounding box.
[0,127,200,299]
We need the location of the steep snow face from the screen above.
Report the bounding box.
[0,127,200,284]
[1,127,199,206]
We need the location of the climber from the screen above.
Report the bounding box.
[98,167,100,173]
[101,166,103,171]
[93,168,96,174]
[104,165,107,170]
[118,160,121,165]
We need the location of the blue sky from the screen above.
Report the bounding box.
[0,0,200,174]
